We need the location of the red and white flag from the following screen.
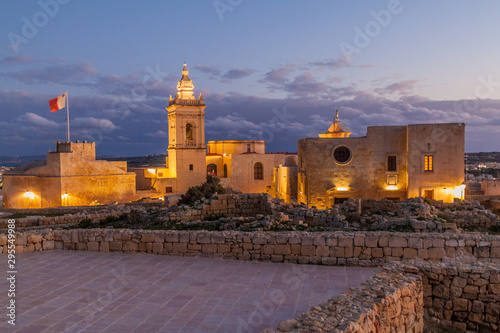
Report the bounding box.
[49,91,67,112]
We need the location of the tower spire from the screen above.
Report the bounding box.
[319,107,351,138]
[176,62,194,99]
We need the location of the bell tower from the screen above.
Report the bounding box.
[166,63,207,193]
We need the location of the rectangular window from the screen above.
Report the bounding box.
[387,155,397,172]
[424,155,433,171]
[424,189,434,199]
[158,172,163,177]
[189,164,193,171]
[165,187,172,193]
[97,179,106,187]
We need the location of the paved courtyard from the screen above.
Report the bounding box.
[0,251,379,333]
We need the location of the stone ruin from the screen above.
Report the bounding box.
[1,193,500,332]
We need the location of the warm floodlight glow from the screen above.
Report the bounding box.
[336,187,349,191]
[148,168,156,174]
[385,186,398,190]
[24,191,35,199]
[452,184,466,199]
[62,193,68,199]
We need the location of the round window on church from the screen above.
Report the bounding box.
[333,146,352,164]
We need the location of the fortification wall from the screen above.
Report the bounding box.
[3,229,500,266]
[266,266,424,333]
[2,229,500,332]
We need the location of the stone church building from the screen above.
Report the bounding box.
[282,112,466,208]
[132,63,296,197]
[2,63,465,208]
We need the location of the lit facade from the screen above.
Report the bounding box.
[291,116,466,208]
[3,141,137,208]
[133,64,295,196]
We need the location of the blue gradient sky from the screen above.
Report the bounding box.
[1,0,500,156]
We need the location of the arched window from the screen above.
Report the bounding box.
[254,162,263,180]
[223,164,228,178]
[186,123,193,140]
[207,164,217,176]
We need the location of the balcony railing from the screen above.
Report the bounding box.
[169,98,204,106]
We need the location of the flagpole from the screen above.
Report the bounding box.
[66,91,70,142]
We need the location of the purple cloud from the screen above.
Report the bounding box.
[1,55,35,65]
[1,61,98,84]
[221,68,256,83]
[308,57,350,70]
[260,64,297,84]
[375,80,420,95]
[193,65,221,76]
[72,117,119,131]
[17,113,59,128]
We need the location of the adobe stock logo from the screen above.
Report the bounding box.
[213,0,244,21]
[7,0,71,54]
[339,0,405,62]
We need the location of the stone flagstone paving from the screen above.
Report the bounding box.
[0,251,379,333]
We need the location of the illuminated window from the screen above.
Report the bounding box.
[97,179,106,187]
[254,162,263,180]
[207,164,217,176]
[387,156,397,172]
[424,155,433,171]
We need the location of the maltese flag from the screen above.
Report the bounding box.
[49,91,67,112]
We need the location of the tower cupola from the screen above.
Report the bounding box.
[176,63,195,99]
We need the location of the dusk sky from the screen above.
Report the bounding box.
[1,0,500,156]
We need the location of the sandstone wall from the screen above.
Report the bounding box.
[0,210,128,229]
[297,125,408,209]
[400,262,500,333]
[267,267,424,333]
[269,261,500,333]
[482,180,500,196]
[3,230,500,266]
[164,193,272,221]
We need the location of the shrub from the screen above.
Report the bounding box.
[78,219,93,228]
[177,175,226,206]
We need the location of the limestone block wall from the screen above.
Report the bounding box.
[450,211,499,229]
[0,210,128,229]
[267,267,424,333]
[2,229,500,332]
[3,230,500,266]
[163,193,272,221]
[482,180,500,196]
[270,261,500,333]
[400,262,500,333]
